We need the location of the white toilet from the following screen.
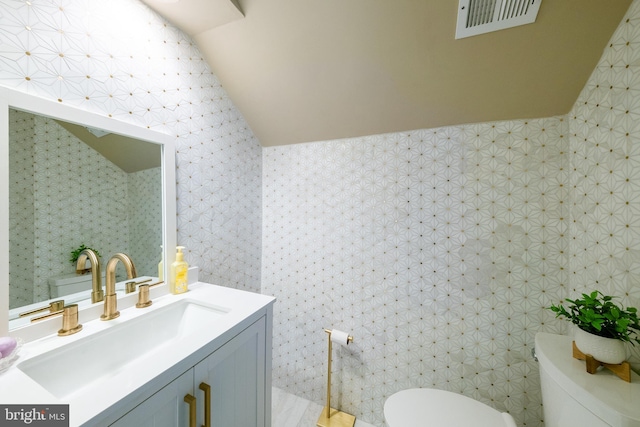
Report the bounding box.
[48,271,106,298]
[384,388,516,427]
[535,332,640,426]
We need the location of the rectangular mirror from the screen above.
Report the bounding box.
[0,87,176,334]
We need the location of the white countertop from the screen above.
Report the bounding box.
[0,282,275,426]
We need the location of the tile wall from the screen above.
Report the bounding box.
[128,167,163,278]
[263,116,568,426]
[8,109,35,308]
[0,0,263,304]
[568,1,640,315]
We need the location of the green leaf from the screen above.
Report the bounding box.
[546,290,640,345]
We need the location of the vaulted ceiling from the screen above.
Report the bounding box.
[141,0,632,147]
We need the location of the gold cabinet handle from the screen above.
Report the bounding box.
[184,394,196,427]
[199,382,211,427]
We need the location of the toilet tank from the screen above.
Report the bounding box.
[535,332,640,427]
[48,272,106,298]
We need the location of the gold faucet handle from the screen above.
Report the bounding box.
[20,300,64,318]
[125,281,137,294]
[58,304,83,336]
[125,278,153,294]
[136,284,153,308]
[31,304,83,336]
[31,308,64,323]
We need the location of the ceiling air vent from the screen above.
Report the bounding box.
[455,0,542,39]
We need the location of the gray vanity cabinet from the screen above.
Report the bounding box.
[194,315,267,427]
[110,316,269,427]
[109,370,192,426]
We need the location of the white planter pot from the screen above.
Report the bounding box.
[574,327,627,364]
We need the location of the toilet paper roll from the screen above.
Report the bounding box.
[330,329,352,346]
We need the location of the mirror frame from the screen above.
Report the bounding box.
[0,87,176,335]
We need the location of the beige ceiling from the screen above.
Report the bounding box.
[57,121,161,173]
[142,0,632,147]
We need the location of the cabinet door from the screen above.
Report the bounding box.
[195,317,267,427]
[110,369,193,427]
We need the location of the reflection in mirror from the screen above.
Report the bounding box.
[9,109,161,312]
[0,88,176,335]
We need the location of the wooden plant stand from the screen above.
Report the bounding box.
[572,341,631,382]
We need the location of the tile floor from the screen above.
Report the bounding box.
[272,387,377,427]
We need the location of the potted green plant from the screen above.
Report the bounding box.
[70,244,101,269]
[549,291,640,364]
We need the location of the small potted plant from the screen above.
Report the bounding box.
[549,291,640,364]
[70,244,101,272]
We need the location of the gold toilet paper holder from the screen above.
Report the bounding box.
[317,328,355,427]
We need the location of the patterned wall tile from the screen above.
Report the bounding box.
[32,112,130,302]
[8,110,35,308]
[568,0,640,366]
[128,167,162,278]
[0,0,263,308]
[263,117,569,426]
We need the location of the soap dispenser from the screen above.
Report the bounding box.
[170,246,188,294]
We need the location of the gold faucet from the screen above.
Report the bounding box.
[76,248,103,304]
[102,253,137,321]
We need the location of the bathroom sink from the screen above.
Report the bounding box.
[17,299,228,400]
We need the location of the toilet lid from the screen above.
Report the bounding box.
[384,388,515,427]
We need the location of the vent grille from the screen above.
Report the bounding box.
[456,0,541,39]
